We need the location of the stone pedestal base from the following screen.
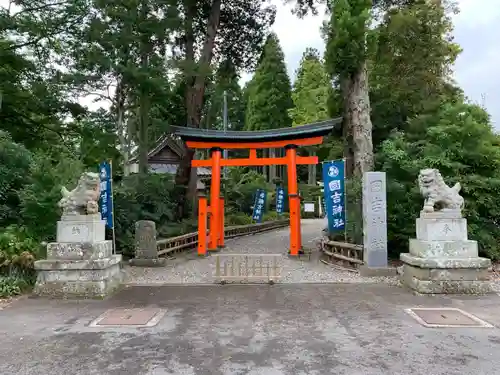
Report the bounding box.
[400,253,492,294]
[34,240,123,298]
[401,212,493,294]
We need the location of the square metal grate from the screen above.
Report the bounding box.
[405,307,493,328]
[89,308,165,328]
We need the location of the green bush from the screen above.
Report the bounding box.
[344,178,363,244]
[263,211,279,222]
[113,173,184,257]
[0,131,32,227]
[0,276,29,298]
[19,152,84,241]
[226,213,254,226]
[0,225,42,296]
[378,102,500,259]
[224,169,274,215]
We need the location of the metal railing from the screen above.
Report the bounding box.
[214,253,281,284]
[320,239,364,269]
[157,219,289,257]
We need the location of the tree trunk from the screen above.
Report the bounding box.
[114,79,130,176]
[138,0,152,176]
[175,0,223,218]
[341,62,374,178]
[269,148,276,183]
[307,149,316,185]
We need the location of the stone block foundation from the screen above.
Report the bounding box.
[400,212,492,294]
[34,253,123,298]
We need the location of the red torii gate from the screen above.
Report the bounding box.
[171,119,338,256]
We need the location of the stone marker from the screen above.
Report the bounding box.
[129,220,166,267]
[359,172,395,277]
[33,172,123,298]
[399,168,491,294]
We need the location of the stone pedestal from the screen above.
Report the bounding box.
[400,210,492,294]
[34,215,123,298]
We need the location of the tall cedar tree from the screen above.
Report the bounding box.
[245,33,293,131]
[174,0,276,218]
[289,47,330,126]
[325,0,374,177]
[289,47,331,184]
[370,0,461,147]
[205,60,245,131]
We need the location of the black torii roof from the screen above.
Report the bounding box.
[170,118,341,143]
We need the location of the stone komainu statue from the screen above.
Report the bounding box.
[418,168,464,213]
[58,172,101,215]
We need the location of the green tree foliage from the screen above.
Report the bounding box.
[0,39,83,152]
[0,131,32,227]
[289,48,330,126]
[205,60,245,131]
[245,33,293,130]
[224,168,275,216]
[73,109,122,170]
[19,152,84,241]
[370,0,462,146]
[113,174,195,257]
[379,102,500,259]
[289,47,332,184]
[325,0,372,78]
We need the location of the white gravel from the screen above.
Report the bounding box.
[124,219,400,285]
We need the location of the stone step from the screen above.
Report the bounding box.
[400,253,491,269]
[34,254,121,271]
[402,264,489,281]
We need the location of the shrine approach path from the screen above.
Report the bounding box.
[124,218,398,285]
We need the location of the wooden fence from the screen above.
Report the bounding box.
[214,254,281,284]
[156,219,289,257]
[320,239,364,270]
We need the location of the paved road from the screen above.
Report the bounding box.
[1,283,500,375]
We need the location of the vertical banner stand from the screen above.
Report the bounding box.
[109,160,117,255]
[343,158,347,243]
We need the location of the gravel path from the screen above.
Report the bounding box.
[124,219,400,285]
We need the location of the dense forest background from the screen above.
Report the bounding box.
[2,0,500,295]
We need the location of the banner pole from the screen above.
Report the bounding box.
[342,158,347,243]
[109,159,117,255]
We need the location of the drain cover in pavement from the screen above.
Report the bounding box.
[89,308,165,328]
[405,307,493,328]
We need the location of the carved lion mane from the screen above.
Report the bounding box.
[418,168,464,213]
[58,172,100,216]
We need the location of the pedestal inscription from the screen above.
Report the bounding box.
[362,172,388,268]
[56,214,105,243]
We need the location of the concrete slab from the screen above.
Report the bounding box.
[405,307,493,328]
[89,308,165,328]
[1,284,500,374]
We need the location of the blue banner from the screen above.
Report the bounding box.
[322,160,346,233]
[252,189,267,223]
[275,187,285,214]
[99,161,113,229]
